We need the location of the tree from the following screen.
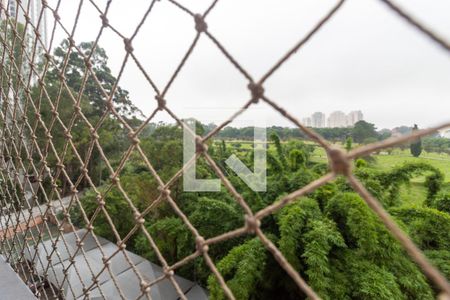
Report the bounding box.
[410,124,423,157]
[208,238,268,300]
[351,121,378,143]
[49,40,141,119]
[345,136,353,151]
[27,40,144,193]
[288,149,306,170]
[270,132,287,168]
[72,186,135,243]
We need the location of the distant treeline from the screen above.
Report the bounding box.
[215,126,353,141]
[423,137,450,154]
[213,121,389,143]
[146,121,450,152]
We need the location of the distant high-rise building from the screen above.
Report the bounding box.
[1,0,48,125]
[302,117,312,127]
[303,110,364,128]
[311,112,326,128]
[327,111,348,128]
[347,110,363,126]
[1,0,48,49]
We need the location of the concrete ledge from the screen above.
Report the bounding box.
[0,255,36,299]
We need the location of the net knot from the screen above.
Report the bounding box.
[64,130,72,140]
[155,95,166,110]
[90,129,99,140]
[28,62,35,71]
[110,175,120,185]
[68,37,75,47]
[135,213,145,224]
[71,185,78,194]
[327,147,351,175]
[81,167,89,176]
[96,195,105,207]
[84,57,92,68]
[163,267,174,277]
[128,131,140,145]
[194,14,208,32]
[102,256,111,265]
[74,105,81,114]
[195,137,208,154]
[53,11,61,22]
[100,14,109,27]
[195,236,209,253]
[51,108,59,117]
[140,280,150,293]
[124,38,134,53]
[106,100,114,111]
[38,78,46,87]
[158,186,171,197]
[245,214,260,233]
[58,72,66,81]
[248,83,264,103]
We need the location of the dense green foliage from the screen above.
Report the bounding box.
[18,40,450,299]
[75,126,449,299]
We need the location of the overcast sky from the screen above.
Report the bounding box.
[46,0,450,129]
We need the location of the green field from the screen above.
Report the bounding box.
[311,146,450,180]
[221,139,450,207]
[374,149,450,182]
[223,141,450,183]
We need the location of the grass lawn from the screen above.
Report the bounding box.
[310,146,450,206]
[398,182,428,206]
[373,149,450,183]
[310,146,450,181]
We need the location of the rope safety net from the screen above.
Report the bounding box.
[0,0,449,299]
